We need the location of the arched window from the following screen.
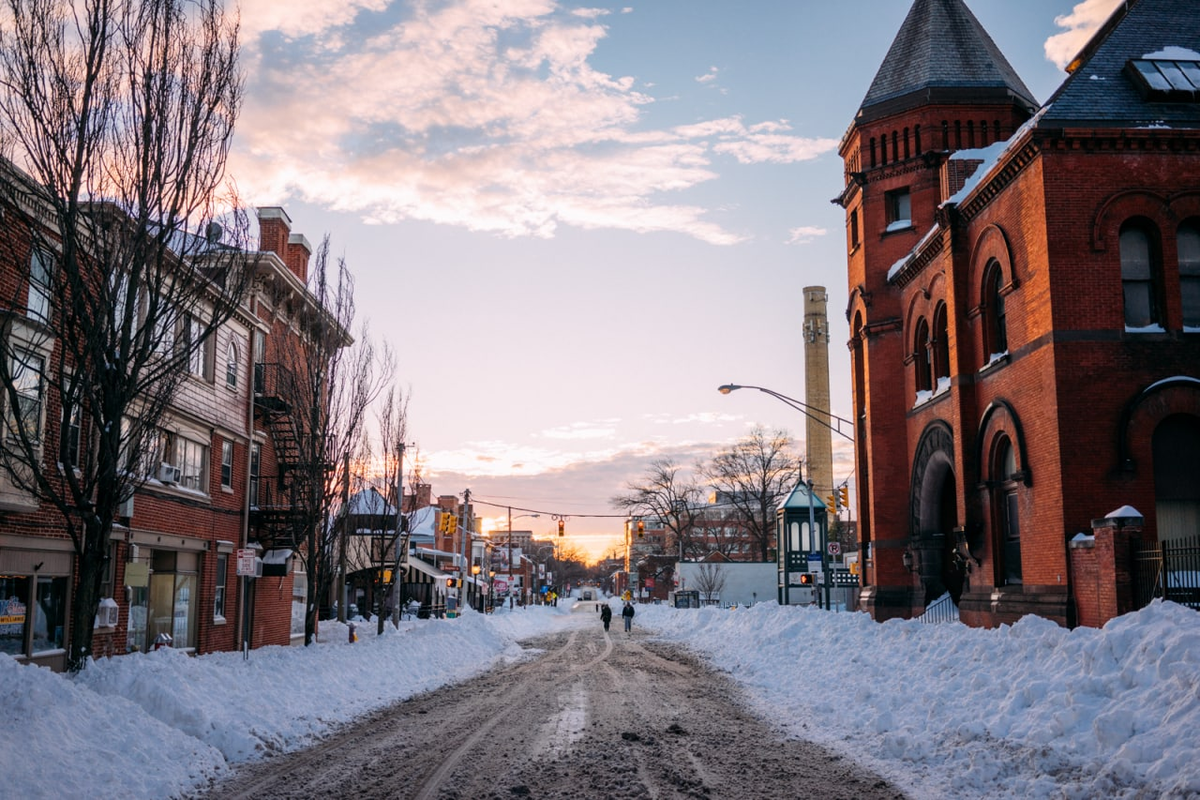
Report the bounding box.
[993,437,1021,585]
[980,120,989,147]
[225,341,238,388]
[903,127,910,159]
[914,318,932,394]
[932,303,950,386]
[984,260,1007,358]
[914,125,922,156]
[870,137,877,169]
[1178,219,1200,329]
[1120,219,1162,329]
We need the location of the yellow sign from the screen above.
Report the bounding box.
[0,614,24,625]
[849,560,859,575]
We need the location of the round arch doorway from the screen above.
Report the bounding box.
[910,422,964,607]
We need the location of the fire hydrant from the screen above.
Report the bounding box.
[348,622,357,644]
[153,632,173,651]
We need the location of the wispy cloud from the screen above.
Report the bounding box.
[537,421,620,440]
[232,0,837,244]
[786,225,827,245]
[1044,0,1123,69]
[695,66,719,84]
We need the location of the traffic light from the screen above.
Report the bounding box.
[798,573,814,585]
[557,519,565,537]
[839,486,850,509]
[826,494,838,513]
[636,519,644,538]
[441,513,457,533]
[446,577,455,588]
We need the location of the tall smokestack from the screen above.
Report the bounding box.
[803,286,833,500]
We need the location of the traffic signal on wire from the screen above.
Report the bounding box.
[839,486,850,509]
[826,494,837,513]
[557,519,564,537]
[636,519,644,538]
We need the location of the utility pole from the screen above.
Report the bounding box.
[507,505,514,603]
[462,488,472,613]
[386,443,407,631]
[337,454,350,623]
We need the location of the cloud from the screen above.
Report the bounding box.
[695,66,719,84]
[231,0,838,244]
[538,421,619,440]
[786,225,827,245]
[1044,0,1123,69]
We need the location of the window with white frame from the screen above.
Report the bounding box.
[8,352,44,443]
[60,402,81,468]
[221,440,233,489]
[28,250,52,324]
[183,315,213,381]
[214,553,227,621]
[170,435,208,491]
[225,341,238,388]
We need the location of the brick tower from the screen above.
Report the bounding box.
[802,286,833,505]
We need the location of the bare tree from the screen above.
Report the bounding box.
[692,563,727,605]
[373,385,411,634]
[701,426,802,562]
[611,458,706,558]
[256,238,392,646]
[0,0,247,671]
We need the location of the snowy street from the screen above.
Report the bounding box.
[204,606,902,799]
[2,598,1198,799]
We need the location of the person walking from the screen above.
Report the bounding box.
[600,603,612,632]
[621,601,635,634]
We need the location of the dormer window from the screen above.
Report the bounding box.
[1126,58,1200,101]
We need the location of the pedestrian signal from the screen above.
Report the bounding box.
[839,486,850,509]
[798,573,814,585]
[446,577,455,588]
[558,519,564,537]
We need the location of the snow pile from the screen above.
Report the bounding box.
[641,599,1200,800]
[1,598,1198,799]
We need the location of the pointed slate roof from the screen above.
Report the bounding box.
[857,0,1037,122]
[1039,0,1200,129]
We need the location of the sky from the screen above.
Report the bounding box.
[225,0,1125,560]
[2,596,1197,798]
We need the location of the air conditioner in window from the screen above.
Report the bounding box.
[157,463,181,484]
[116,494,134,518]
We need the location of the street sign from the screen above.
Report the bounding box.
[828,541,841,556]
[236,548,256,577]
[806,553,822,569]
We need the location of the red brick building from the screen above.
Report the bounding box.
[838,0,1200,626]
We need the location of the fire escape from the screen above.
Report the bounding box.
[250,362,308,550]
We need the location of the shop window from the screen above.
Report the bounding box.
[1178,220,1200,329]
[1120,219,1162,329]
[0,574,67,657]
[221,440,234,489]
[984,260,1008,357]
[28,249,52,324]
[885,188,911,232]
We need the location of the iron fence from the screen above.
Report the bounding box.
[1134,534,1200,611]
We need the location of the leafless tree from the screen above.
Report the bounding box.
[263,238,393,646]
[701,426,802,562]
[0,0,247,671]
[692,563,727,605]
[372,385,412,634]
[611,458,706,558]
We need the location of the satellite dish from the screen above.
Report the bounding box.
[205,221,223,243]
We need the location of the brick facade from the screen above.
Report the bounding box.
[839,0,1200,628]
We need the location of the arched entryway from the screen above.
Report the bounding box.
[910,421,963,605]
[1153,414,1200,542]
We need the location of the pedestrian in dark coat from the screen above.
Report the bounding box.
[600,604,612,631]
[622,601,635,634]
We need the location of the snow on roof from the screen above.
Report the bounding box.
[1106,504,1143,519]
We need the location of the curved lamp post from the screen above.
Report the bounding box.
[718,383,854,442]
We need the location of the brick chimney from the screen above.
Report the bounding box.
[257,206,311,283]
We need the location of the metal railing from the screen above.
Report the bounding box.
[1134,534,1200,611]
[918,592,960,624]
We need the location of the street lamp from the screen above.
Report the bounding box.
[717,383,854,442]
